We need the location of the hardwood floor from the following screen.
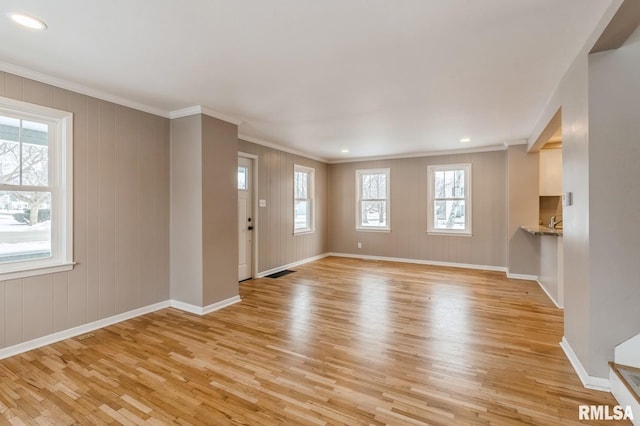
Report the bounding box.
[0,257,625,425]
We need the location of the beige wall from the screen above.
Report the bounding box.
[587,28,640,377]
[169,115,203,306]
[202,116,238,304]
[0,72,170,349]
[328,151,508,267]
[171,115,239,307]
[237,140,329,273]
[507,145,540,275]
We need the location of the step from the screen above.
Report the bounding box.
[610,363,640,425]
[611,363,640,405]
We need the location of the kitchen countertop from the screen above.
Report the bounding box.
[520,225,563,236]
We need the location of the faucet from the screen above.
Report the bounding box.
[549,215,563,229]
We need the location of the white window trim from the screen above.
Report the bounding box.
[427,163,472,236]
[355,168,391,232]
[293,164,315,235]
[0,96,74,280]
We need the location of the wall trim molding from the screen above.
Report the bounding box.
[257,253,331,278]
[169,105,243,125]
[239,134,328,163]
[0,60,168,118]
[169,296,242,316]
[536,280,563,309]
[328,144,509,164]
[0,301,171,360]
[560,336,611,392]
[329,252,508,273]
[506,272,538,280]
[0,294,244,360]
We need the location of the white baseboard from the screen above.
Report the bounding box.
[506,272,538,281]
[536,280,563,309]
[257,253,330,278]
[329,252,508,273]
[560,336,611,392]
[0,293,244,360]
[169,295,242,316]
[0,300,171,360]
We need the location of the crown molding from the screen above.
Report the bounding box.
[328,144,508,164]
[169,105,243,125]
[0,61,169,118]
[238,134,328,163]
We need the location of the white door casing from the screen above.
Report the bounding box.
[238,156,253,281]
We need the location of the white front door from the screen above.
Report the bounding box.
[238,156,253,281]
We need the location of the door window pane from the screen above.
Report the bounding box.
[238,166,248,190]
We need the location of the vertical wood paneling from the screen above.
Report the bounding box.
[115,107,139,313]
[86,97,100,322]
[22,275,54,341]
[22,80,54,107]
[52,273,68,333]
[5,280,23,347]
[4,73,23,99]
[0,71,6,96]
[138,117,156,307]
[67,92,89,328]
[329,151,508,268]
[237,140,329,273]
[0,282,5,347]
[98,102,117,319]
[0,73,170,350]
[156,120,171,301]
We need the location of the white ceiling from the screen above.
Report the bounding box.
[0,0,614,161]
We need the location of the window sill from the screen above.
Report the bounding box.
[355,228,391,233]
[0,262,76,281]
[294,229,315,236]
[427,231,472,237]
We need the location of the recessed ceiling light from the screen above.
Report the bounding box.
[341,148,349,153]
[8,13,47,30]
[460,138,471,143]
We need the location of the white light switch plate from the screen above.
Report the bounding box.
[259,199,267,208]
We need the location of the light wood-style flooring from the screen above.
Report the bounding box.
[0,257,625,425]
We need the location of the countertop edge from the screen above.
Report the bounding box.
[520,225,563,237]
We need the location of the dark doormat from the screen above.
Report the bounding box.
[266,269,295,279]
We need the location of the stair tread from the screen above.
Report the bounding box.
[611,362,640,405]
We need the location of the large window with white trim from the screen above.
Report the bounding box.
[0,97,74,279]
[427,163,471,235]
[356,168,390,231]
[294,164,314,234]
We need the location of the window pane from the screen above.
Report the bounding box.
[0,116,20,142]
[435,171,445,198]
[295,171,308,199]
[0,117,49,187]
[0,137,20,185]
[0,191,52,263]
[294,200,309,229]
[454,169,465,197]
[238,166,248,190]
[21,120,49,186]
[433,200,465,230]
[361,200,387,227]
[361,173,386,200]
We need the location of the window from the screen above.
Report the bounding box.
[356,168,390,231]
[0,96,73,279]
[237,165,248,190]
[294,165,314,234]
[427,163,471,235]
